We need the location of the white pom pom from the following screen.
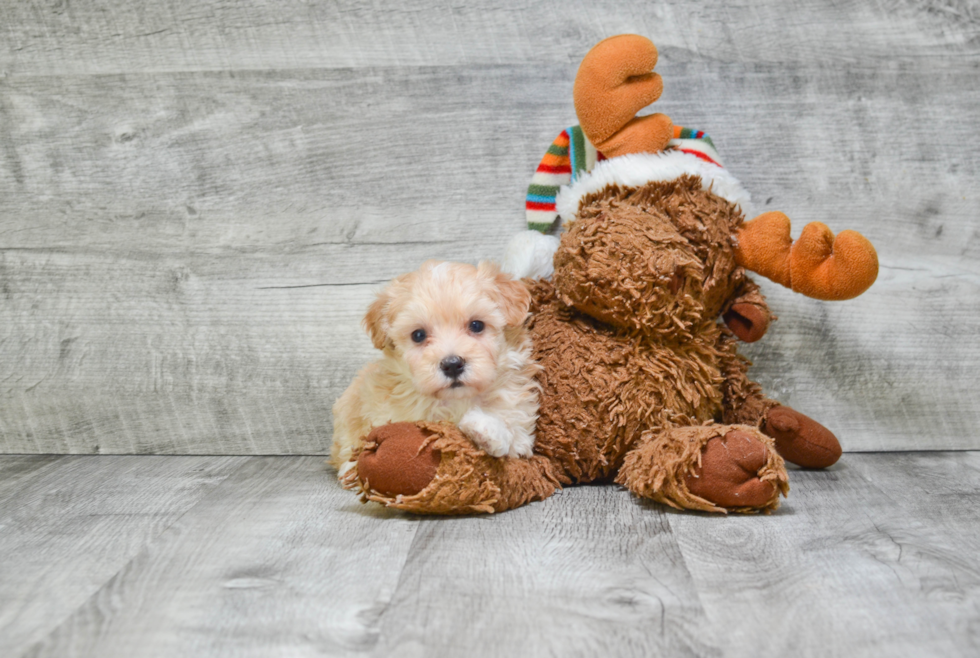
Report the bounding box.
[501,230,561,280]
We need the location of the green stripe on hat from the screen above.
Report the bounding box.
[528,183,560,197]
[546,143,569,156]
[570,126,588,180]
[528,221,556,232]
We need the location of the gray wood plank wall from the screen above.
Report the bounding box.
[1,1,978,454]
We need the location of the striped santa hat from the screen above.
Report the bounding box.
[503,125,752,279]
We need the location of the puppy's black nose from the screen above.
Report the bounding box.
[440,355,466,379]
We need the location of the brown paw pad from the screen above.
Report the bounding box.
[763,406,841,469]
[357,422,441,497]
[684,431,776,509]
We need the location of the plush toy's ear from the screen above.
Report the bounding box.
[362,287,394,350]
[479,261,531,327]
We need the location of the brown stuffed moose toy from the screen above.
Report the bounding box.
[331,34,878,514]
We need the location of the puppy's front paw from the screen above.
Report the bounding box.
[459,408,513,458]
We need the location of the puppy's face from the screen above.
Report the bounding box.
[364,261,530,400]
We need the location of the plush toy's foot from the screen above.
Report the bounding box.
[616,424,789,513]
[345,421,561,515]
[683,431,777,508]
[762,406,842,469]
[356,422,441,497]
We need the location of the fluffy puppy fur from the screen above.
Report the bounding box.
[330,260,540,473]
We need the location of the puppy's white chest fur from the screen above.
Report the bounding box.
[458,406,534,458]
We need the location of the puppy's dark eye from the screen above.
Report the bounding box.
[469,320,485,334]
[411,329,427,344]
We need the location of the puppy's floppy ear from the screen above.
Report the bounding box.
[478,261,532,327]
[363,287,393,350]
[363,271,416,350]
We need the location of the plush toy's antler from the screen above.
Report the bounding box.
[735,212,878,301]
[573,34,673,158]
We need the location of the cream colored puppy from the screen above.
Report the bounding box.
[330,260,539,473]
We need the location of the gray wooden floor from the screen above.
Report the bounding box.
[1,452,978,657]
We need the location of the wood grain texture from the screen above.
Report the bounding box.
[1,0,976,75]
[669,456,980,657]
[371,486,718,658]
[1,1,978,453]
[0,455,61,499]
[848,451,980,566]
[0,455,246,657]
[16,456,423,658]
[4,452,980,657]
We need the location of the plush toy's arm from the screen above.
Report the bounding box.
[723,277,771,343]
[350,421,562,515]
[735,211,878,301]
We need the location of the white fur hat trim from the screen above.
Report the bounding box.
[555,149,753,223]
